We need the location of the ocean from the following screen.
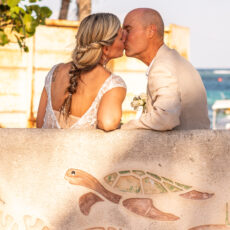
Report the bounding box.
[198,68,230,129]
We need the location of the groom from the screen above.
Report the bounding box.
[122,8,210,130]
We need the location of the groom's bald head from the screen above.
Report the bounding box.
[123,8,164,63]
[125,8,164,40]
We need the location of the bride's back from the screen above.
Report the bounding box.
[37,13,126,130]
[51,63,111,118]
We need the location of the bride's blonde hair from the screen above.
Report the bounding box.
[59,13,120,119]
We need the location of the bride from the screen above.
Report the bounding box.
[36,13,126,131]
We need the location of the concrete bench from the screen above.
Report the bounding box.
[0,129,229,230]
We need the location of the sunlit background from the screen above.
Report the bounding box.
[0,0,230,129]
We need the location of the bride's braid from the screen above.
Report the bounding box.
[59,62,80,118]
[59,13,120,120]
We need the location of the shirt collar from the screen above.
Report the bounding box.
[145,57,155,76]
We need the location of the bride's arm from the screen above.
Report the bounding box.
[97,87,126,131]
[36,87,48,128]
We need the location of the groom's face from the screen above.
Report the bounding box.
[123,12,148,59]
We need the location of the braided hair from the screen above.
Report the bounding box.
[59,13,120,120]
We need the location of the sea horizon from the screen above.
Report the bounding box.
[198,68,230,129]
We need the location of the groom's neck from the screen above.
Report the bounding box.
[141,41,164,66]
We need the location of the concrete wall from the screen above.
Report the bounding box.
[0,129,230,230]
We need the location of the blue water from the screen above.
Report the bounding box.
[198,68,230,128]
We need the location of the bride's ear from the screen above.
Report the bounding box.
[100,46,109,66]
[102,45,109,56]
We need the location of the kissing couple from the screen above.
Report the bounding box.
[37,8,210,131]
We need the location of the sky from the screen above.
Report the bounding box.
[38,0,230,69]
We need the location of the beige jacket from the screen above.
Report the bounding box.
[122,44,210,130]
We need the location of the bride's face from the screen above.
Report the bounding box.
[105,28,125,59]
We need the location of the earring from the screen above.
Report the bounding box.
[103,55,107,68]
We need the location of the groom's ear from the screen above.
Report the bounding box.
[146,24,157,38]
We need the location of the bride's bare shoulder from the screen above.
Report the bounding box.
[57,62,72,73]
[51,62,72,84]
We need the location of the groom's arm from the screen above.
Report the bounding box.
[122,64,181,130]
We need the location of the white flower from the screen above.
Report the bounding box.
[131,100,140,107]
[138,99,144,106]
[131,93,147,111]
[139,93,147,101]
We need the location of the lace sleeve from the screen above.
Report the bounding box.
[105,75,127,93]
[44,71,50,93]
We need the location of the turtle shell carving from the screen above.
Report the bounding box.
[104,170,213,199]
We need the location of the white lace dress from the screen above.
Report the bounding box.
[42,64,126,129]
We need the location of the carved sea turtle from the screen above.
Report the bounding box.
[65,169,214,222]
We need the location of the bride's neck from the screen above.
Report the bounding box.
[81,65,111,80]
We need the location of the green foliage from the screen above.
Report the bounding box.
[0,0,52,52]
[0,30,10,45]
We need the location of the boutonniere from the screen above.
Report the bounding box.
[131,93,147,113]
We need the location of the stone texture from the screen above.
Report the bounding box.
[0,129,230,230]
